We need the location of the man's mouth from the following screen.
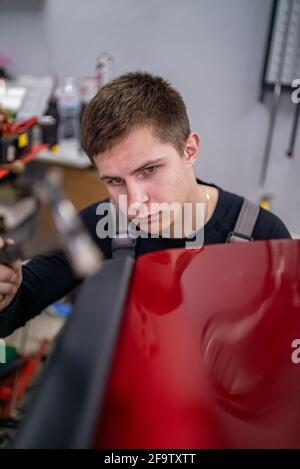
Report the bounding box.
[135,212,160,222]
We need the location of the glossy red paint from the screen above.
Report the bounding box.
[93,239,300,448]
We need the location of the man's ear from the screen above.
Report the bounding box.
[183,132,200,168]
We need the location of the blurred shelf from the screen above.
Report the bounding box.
[0,144,48,181]
[36,140,92,169]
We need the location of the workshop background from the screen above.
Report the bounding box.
[0,0,299,449]
[0,0,298,234]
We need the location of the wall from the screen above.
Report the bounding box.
[0,0,298,234]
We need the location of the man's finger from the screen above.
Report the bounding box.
[0,282,16,296]
[9,259,22,273]
[0,264,19,283]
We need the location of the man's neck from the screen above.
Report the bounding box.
[184,178,219,232]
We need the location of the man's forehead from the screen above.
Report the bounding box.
[95,127,175,178]
[96,126,164,157]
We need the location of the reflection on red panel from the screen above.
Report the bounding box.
[93,239,300,448]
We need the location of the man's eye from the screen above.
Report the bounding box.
[108,178,123,186]
[143,165,157,175]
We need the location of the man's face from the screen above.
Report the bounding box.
[94,125,199,234]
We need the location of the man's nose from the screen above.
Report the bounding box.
[127,182,149,213]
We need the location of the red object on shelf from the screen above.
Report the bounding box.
[0,339,49,418]
[93,239,300,449]
[0,144,48,181]
[11,117,38,135]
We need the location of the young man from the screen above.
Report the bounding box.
[0,72,290,336]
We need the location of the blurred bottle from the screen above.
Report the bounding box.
[80,76,98,105]
[95,52,115,90]
[56,77,81,147]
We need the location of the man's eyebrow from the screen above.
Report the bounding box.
[132,158,165,174]
[100,157,165,180]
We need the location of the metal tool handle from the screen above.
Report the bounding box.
[0,243,22,265]
[260,0,294,184]
[287,102,300,158]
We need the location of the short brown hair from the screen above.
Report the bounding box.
[81,71,191,161]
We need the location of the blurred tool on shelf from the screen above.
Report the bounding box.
[0,161,102,277]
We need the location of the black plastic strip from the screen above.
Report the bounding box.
[12,255,134,448]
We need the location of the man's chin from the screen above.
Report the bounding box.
[131,218,174,237]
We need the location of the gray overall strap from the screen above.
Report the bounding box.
[110,200,136,258]
[111,236,136,258]
[227,198,260,243]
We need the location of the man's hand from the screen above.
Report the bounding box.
[0,237,22,312]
